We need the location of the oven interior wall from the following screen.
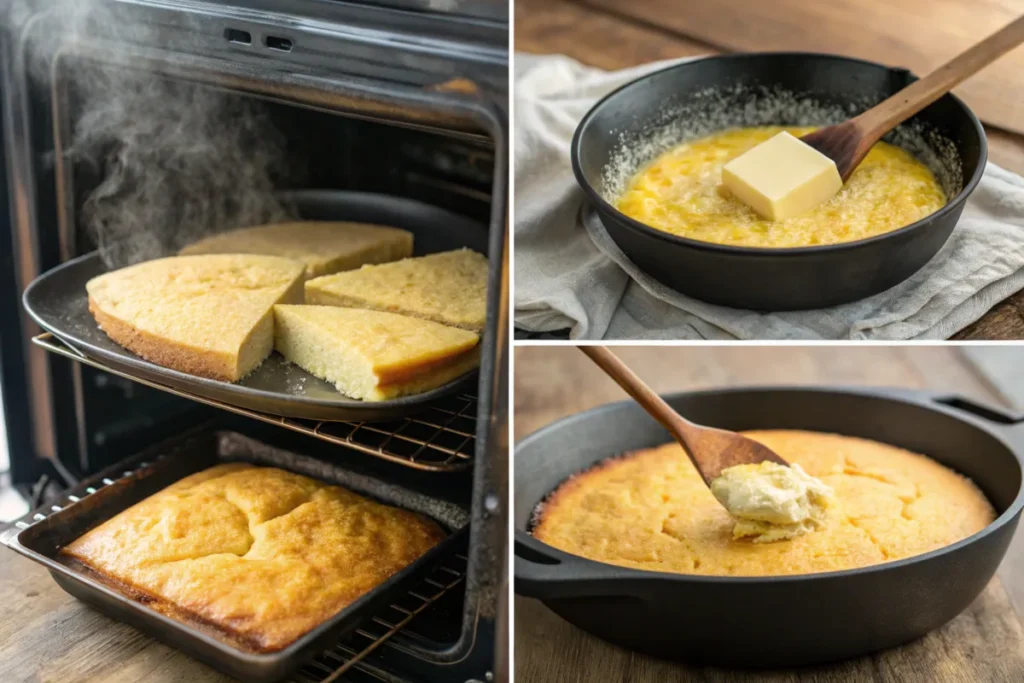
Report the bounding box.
[55,66,495,475]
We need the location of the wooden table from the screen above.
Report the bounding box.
[515,0,1024,340]
[0,552,245,683]
[513,345,1024,682]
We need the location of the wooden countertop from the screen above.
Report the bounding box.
[513,346,1024,682]
[0,549,234,682]
[515,0,1024,340]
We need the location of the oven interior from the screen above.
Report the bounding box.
[1,2,508,681]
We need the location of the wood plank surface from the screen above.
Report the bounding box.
[515,0,1024,339]
[513,345,1024,683]
[0,551,230,683]
[584,0,1024,136]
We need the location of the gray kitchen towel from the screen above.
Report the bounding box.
[514,53,1024,340]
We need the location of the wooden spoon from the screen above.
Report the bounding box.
[580,346,787,486]
[801,14,1024,182]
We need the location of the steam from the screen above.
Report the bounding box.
[10,0,297,268]
[71,71,293,267]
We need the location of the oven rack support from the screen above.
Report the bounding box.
[33,333,476,472]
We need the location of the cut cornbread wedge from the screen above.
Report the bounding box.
[180,221,414,279]
[305,248,487,331]
[273,305,480,401]
[87,254,305,382]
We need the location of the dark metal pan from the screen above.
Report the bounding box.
[1,428,469,683]
[571,53,987,310]
[514,387,1024,668]
[21,190,487,422]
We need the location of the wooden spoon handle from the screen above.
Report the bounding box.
[854,14,1024,143]
[578,346,700,452]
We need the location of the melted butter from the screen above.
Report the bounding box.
[615,126,947,248]
[710,461,834,543]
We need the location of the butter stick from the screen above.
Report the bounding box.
[722,131,842,221]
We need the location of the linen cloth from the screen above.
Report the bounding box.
[514,53,1024,339]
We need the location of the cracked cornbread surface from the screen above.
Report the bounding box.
[533,431,994,576]
[61,464,445,651]
[615,126,946,248]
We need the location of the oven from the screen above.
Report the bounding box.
[0,0,508,681]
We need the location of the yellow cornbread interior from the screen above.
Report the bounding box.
[615,126,946,248]
[180,221,414,279]
[533,431,995,577]
[86,254,305,382]
[273,304,480,401]
[61,464,445,652]
[305,248,488,332]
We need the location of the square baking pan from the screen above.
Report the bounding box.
[0,428,470,682]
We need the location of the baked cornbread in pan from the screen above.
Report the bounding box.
[305,248,488,331]
[86,254,305,382]
[180,222,414,279]
[273,305,480,401]
[60,463,446,653]
[534,430,995,577]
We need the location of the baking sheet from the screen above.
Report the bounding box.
[3,429,469,682]
[21,191,488,422]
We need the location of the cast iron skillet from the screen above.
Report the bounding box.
[514,387,1024,667]
[571,54,988,310]
[22,190,487,422]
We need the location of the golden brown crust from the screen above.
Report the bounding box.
[89,295,236,381]
[376,343,479,387]
[60,464,446,652]
[533,431,996,577]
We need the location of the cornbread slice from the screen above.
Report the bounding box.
[87,254,305,382]
[274,305,480,401]
[180,221,414,279]
[305,248,488,331]
[61,464,446,652]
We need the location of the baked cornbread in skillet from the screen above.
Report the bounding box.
[305,248,488,332]
[61,464,445,652]
[533,430,994,576]
[180,222,414,279]
[273,305,480,401]
[86,254,305,382]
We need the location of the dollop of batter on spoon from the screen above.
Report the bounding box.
[710,461,834,543]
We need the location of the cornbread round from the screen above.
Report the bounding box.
[615,126,946,248]
[180,221,414,279]
[61,464,445,652]
[86,254,305,382]
[533,431,995,577]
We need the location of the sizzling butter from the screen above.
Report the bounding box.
[615,126,946,248]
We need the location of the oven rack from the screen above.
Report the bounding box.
[33,333,476,472]
[7,469,467,683]
[292,552,468,683]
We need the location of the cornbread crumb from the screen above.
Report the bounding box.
[180,221,413,279]
[86,254,305,382]
[61,464,445,652]
[273,305,480,401]
[534,431,995,576]
[305,248,488,331]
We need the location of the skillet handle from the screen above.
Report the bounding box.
[931,394,1024,424]
[931,393,1024,447]
[515,532,635,600]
